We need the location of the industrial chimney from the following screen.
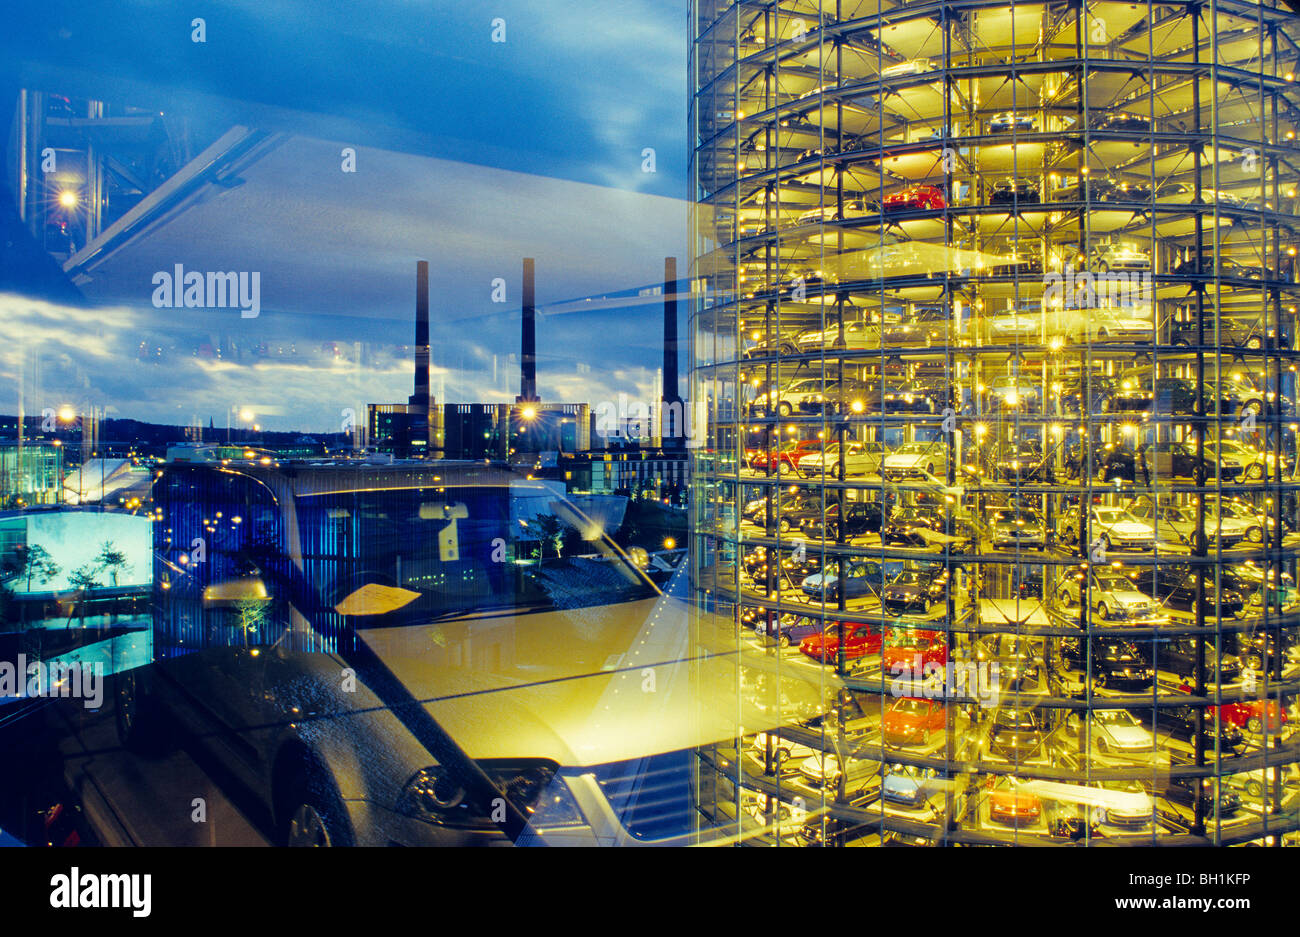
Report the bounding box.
[407,260,433,454]
[517,257,539,403]
[661,256,683,450]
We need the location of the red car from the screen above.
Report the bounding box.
[882,629,948,675]
[751,439,824,473]
[1176,684,1289,735]
[988,784,1042,827]
[799,621,882,663]
[882,697,947,746]
[1214,699,1289,736]
[883,184,946,212]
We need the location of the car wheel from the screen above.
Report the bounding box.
[1248,337,1264,350]
[778,518,791,533]
[1245,780,1264,798]
[776,747,792,765]
[1247,525,1264,543]
[1097,261,1110,274]
[778,634,791,649]
[1247,716,1264,735]
[1101,534,1112,552]
[1247,654,1263,671]
[778,402,792,417]
[1096,738,1108,754]
[278,757,354,847]
[114,666,173,756]
[777,460,790,475]
[1058,589,1074,607]
[1097,602,1110,620]
[1246,464,1264,481]
[1094,671,1108,689]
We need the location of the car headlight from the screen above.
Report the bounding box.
[396,762,586,829]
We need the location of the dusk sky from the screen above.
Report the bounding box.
[2,0,691,434]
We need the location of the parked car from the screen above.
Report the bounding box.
[1173,255,1278,281]
[1161,777,1244,818]
[1055,568,1163,623]
[987,707,1051,760]
[987,782,1043,827]
[989,507,1049,551]
[882,628,948,671]
[1093,112,1151,132]
[1130,567,1247,620]
[973,634,1042,691]
[881,763,945,808]
[882,507,969,547]
[989,179,1040,205]
[749,439,826,474]
[1214,697,1289,737]
[797,440,886,478]
[882,441,949,480]
[1073,709,1156,756]
[1126,498,1254,548]
[987,373,1041,411]
[797,199,875,225]
[881,57,933,78]
[1169,319,1262,349]
[797,751,882,791]
[754,613,827,649]
[1090,241,1151,273]
[1154,181,1242,207]
[1056,505,1155,551]
[800,499,888,540]
[1137,632,1243,683]
[881,567,952,615]
[988,112,1036,133]
[882,698,947,747]
[752,377,836,417]
[1058,636,1154,690]
[993,441,1055,484]
[1142,440,1228,481]
[1143,707,1248,756]
[800,621,883,663]
[801,559,887,602]
[883,184,946,212]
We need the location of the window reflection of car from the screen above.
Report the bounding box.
[1071,709,1155,756]
[120,461,809,847]
[882,441,948,480]
[1055,569,1161,623]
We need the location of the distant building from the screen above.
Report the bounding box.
[0,442,64,508]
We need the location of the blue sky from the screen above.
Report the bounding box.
[2,1,691,433]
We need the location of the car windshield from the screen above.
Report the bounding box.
[887,629,937,648]
[892,570,927,585]
[290,481,657,627]
[897,442,932,455]
[1100,642,1140,661]
[1094,508,1138,524]
[1095,576,1133,592]
[890,699,933,715]
[1095,710,1138,727]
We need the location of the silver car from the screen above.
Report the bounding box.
[1056,569,1164,623]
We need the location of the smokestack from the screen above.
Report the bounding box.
[408,260,432,452]
[662,256,683,449]
[517,257,539,402]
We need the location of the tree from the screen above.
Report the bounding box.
[66,563,104,627]
[95,540,130,587]
[533,514,564,560]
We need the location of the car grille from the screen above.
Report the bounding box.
[592,750,699,842]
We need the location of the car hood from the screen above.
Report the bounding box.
[1103,725,1152,747]
[357,594,827,767]
[1101,520,1153,537]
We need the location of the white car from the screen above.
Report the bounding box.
[797,751,881,790]
[1128,500,1254,547]
[882,58,932,78]
[754,378,832,416]
[1077,710,1156,756]
[882,442,949,480]
[797,200,873,226]
[1053,308,1153,342]
[797,441,885,478]
[986,310,1041,341]
[1058,506,1155,551]
[751,732,816,767]
[1056,569,1163,623]
[795,321,882,351]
